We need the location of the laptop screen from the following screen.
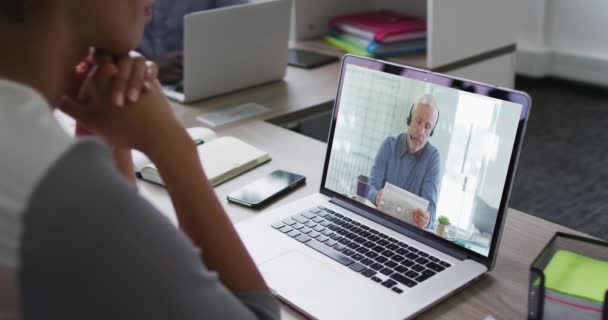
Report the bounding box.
[321,55,530,259]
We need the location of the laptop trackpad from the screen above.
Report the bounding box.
[261,250,342,306]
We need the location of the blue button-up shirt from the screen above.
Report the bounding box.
[138,0,249,60]
[367,133,441,225]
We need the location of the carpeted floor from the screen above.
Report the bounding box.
[510,76,608,240]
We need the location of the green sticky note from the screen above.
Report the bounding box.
[541,250,608,303]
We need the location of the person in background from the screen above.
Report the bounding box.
[367,94,441,229]
[138,0,249,83]
[0,1,278,319]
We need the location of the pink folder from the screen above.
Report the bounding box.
[329,10,426,43]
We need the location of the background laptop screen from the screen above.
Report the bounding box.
[323,61,526,257]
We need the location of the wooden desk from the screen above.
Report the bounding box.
[138,119,586,320]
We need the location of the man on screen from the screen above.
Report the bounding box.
[367,94,441,229]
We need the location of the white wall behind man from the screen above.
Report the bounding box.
[517,0,608,86]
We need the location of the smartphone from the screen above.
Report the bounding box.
[227,170,306,208]
[287,49,339,69]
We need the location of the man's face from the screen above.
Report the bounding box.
[407,103,437,153]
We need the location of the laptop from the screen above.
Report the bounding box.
[237,54,531,319]
[163,0,292,103]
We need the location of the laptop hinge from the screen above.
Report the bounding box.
[330,197,468,261]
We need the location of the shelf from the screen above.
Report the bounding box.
[292,39,428,70]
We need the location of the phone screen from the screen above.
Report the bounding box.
[287,49,339,69]
[228,170,306,208]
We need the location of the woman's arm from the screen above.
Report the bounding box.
[60,78,268,293]
[146,126,267,292]
[111,147,136,183]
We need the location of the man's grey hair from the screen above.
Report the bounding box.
[411,94,439,130]
[414,94,439,113]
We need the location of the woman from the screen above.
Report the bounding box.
[0,1,278,319]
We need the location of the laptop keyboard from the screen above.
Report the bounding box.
[271,206,452,294]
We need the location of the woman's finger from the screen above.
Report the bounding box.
[143,60,159,90]
[111,55,135,107]
[126,55,148,103]
[77,63,99,102]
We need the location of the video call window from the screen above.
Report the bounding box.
[325,65,522,256]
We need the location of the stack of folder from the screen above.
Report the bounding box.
[324,10,427,58]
